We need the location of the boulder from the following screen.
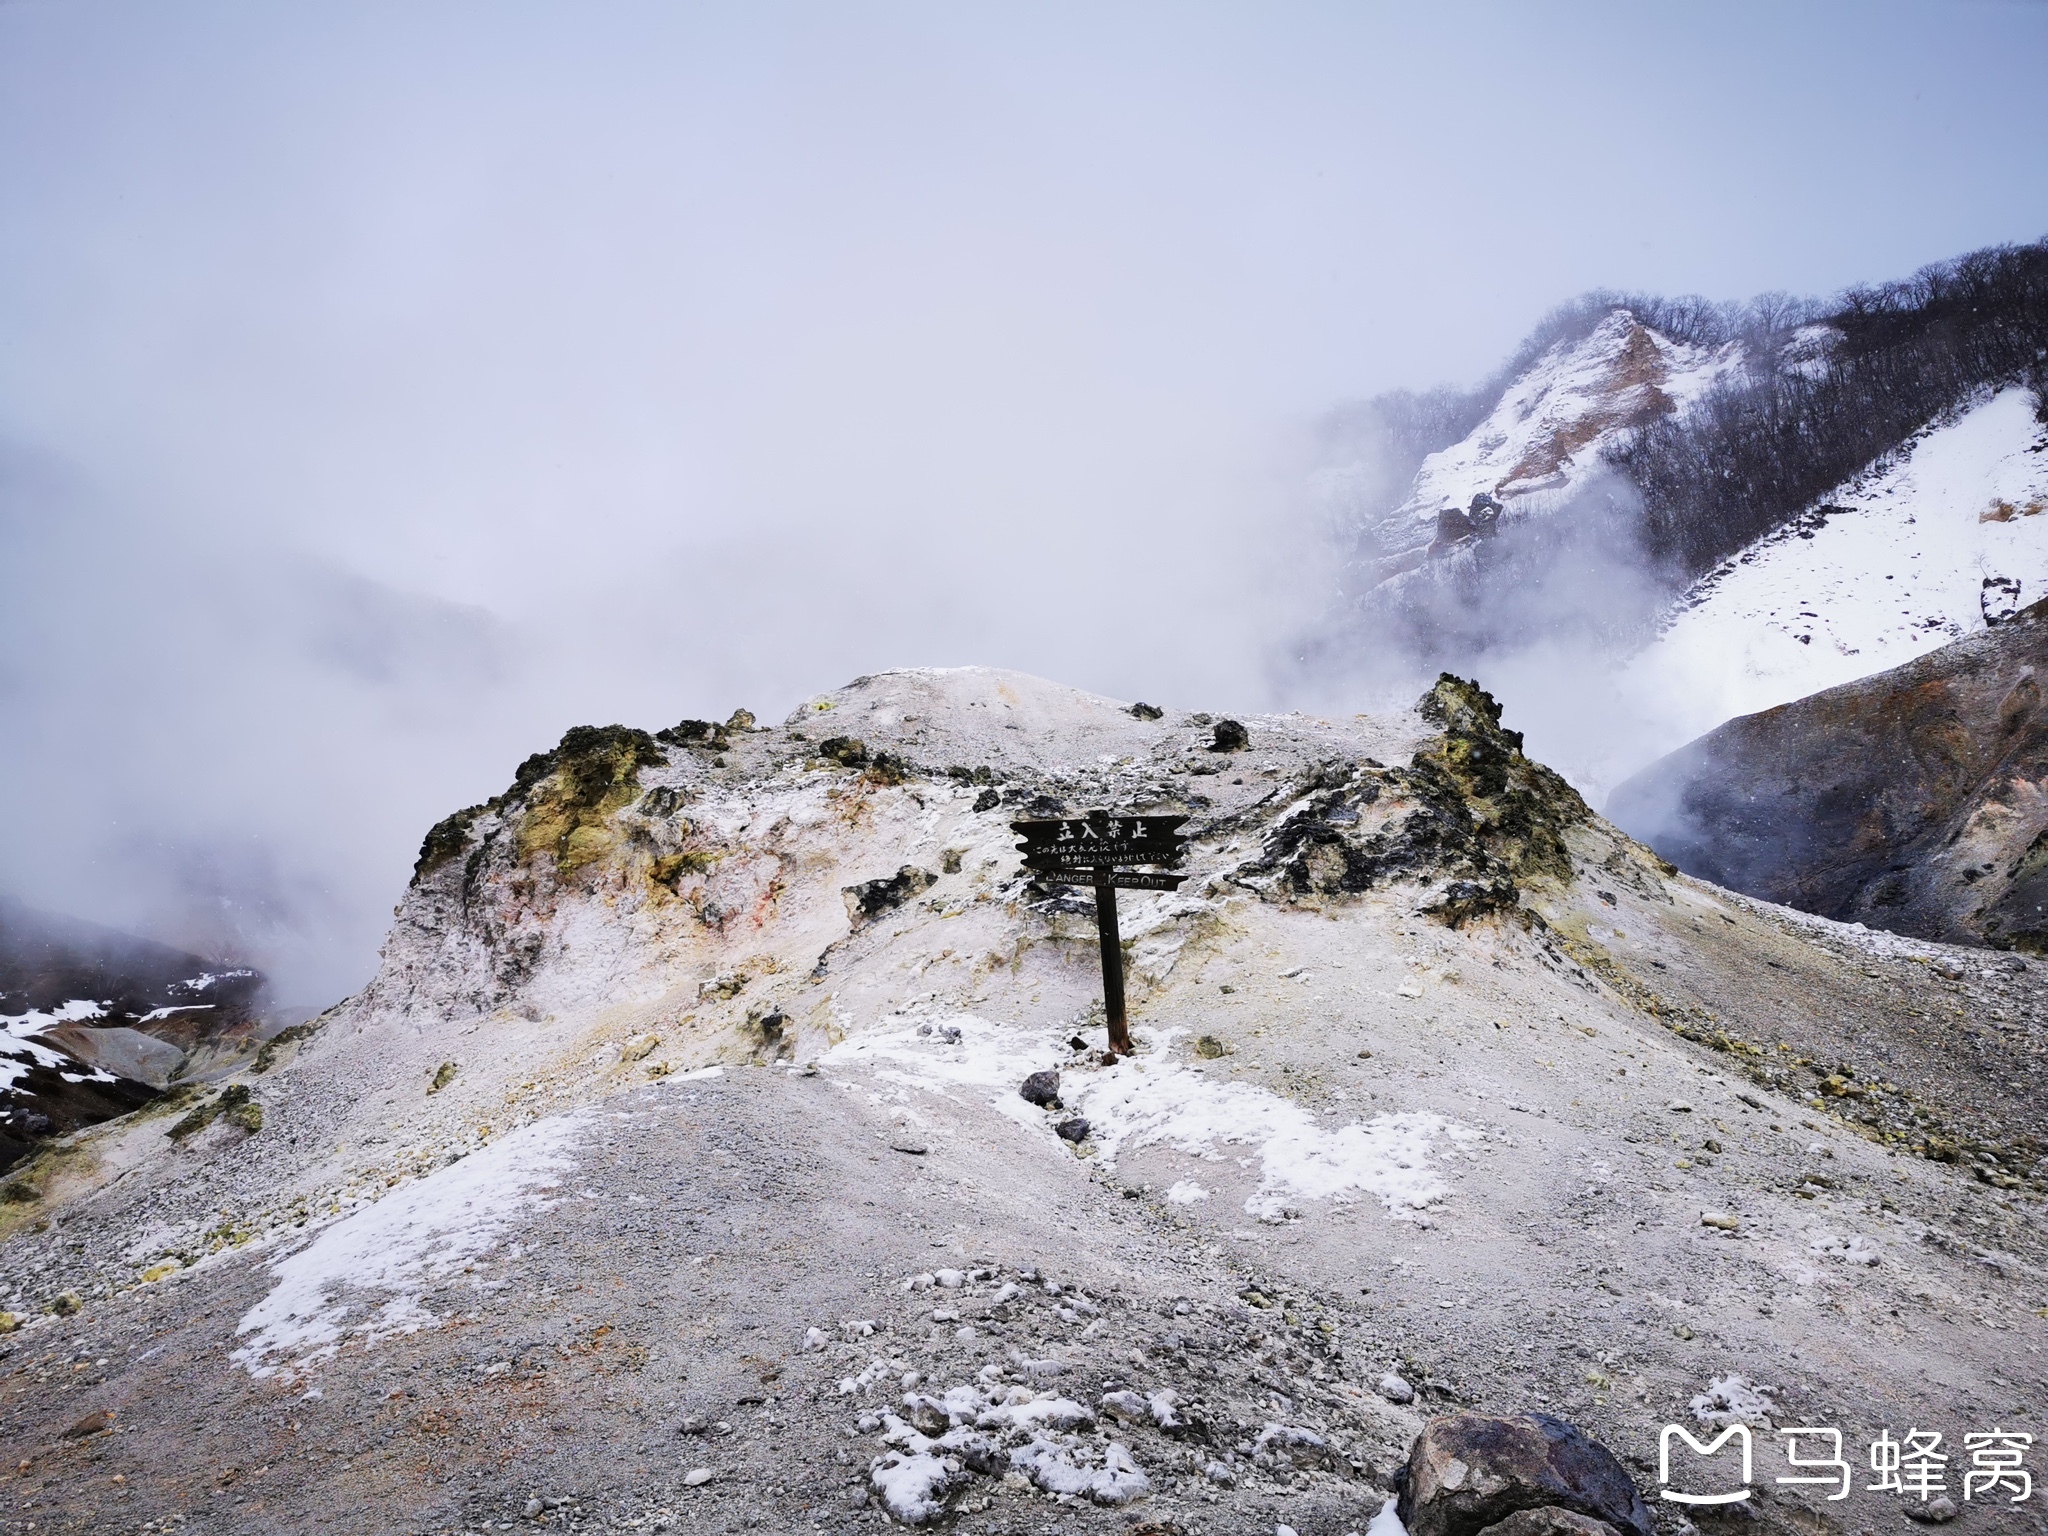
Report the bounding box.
[1396,1413,1650,1536]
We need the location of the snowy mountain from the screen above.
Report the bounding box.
[1358,309,1742,586]
[1308,240,2048,817]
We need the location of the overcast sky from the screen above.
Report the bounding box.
[4,1,2045,999]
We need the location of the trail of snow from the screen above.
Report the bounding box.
[231,1110,592,1377]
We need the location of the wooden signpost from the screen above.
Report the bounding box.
[1011,814,1189,1057]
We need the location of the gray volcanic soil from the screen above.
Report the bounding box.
[4,668,2044,1536]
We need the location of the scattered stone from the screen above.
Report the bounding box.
[1020,1069,1062,1108]
[62,1409,111,1440]
[1666,1100,1694,1113]
[1194,1035,1229,1059]
[1209,719,1249,752]
[50,1292,81,1317]
[889,1140,929,1156]
[972,789,1001,813]
[682,1467,714,1487]
[429,1061,458,1093]
[523,1496,544,1518]
[619,1034,660,1063]
[1397,1412,1652,1536]
[1905,1495,1958,1524]
[1379,1371,1416,1404]
[1055,1117,1091,1144]
[1129,703,1164,721]
[1701,1212,1740,1232]
[1102,1390,1148,1422]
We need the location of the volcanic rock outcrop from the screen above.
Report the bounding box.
[1609,595,2048,951]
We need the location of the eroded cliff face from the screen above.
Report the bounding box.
[1609,597,2048,951]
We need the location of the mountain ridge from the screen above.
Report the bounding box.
[5,666,2045,1533]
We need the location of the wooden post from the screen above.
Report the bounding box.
[1092,867,1129,1056]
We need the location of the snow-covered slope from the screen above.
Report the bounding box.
[1361,310,1742,582]
[1611,386,2048,773]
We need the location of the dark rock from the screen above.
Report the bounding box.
[1019,1070,1061,1108]
[842,867,936,925]
[1209,719,1249,752]
[62,1409,110,1439]
[1476,1507,1620,1536]
[1129,703,1165,721]
[655,718,732,753]
[816,736,869,768]
[972,789,1001,813]
[1397,1413,1651,1536]
[1054,1117,1091,1143]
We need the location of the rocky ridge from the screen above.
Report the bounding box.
[1,667,2043,1535]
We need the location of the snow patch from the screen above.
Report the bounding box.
[1691,1373,1777,1428]
[231,1111,591,1377]
[823,1016,1477,1221]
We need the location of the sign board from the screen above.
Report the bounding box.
[1011,813,1192,1057]
[1011,815,1186,871]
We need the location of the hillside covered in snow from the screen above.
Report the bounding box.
[1613,384,2048,762]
